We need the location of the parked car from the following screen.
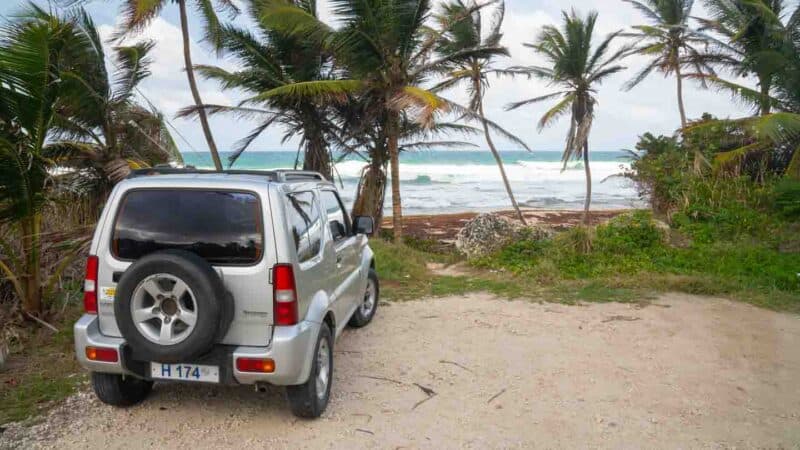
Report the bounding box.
[74,169,379,418]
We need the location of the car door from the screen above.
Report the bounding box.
[319,189,361,322]
[284,190,330,323]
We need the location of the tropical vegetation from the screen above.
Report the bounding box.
[177,0,337,178]
[116,0,240,171]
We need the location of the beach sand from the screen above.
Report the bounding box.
[6,293,799,449]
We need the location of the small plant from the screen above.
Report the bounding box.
[594,211,665,254]
[555,226,594,255]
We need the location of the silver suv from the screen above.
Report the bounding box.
[74,169,379,418]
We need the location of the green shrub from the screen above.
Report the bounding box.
[671,177,774,242]
[773,178,800,219]
[553,225,594,254]
[594,211,664,254]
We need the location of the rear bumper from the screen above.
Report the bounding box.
[74,314,319,386]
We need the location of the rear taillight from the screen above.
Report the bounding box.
[83,255,99,314]
[85,346,118,363]
[236,357,275,373]
[273,264,298,326]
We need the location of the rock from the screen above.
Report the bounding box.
[455,214,553,259]
[455,214,521,259]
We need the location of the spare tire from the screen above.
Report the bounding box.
[114,250,233,363]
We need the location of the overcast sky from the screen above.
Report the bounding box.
[2,0,757,156]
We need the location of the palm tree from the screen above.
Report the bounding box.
[176,0,337,179]
[117,0,240,171]
[507,10,628,224]
[0,6,94,314]
[621,0,712,128]
[337,98,481,225]
[433,0,529,224]
[699,0,791,116]
[677,2,800,178]
[258,0,518,243]
[52,9,180,204]
[686,7,800,179]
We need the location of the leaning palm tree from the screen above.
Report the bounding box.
[621,0,712,128]
[433,0,529,224]
[507,10,628,224]
[177,0,337,179]
[0,6,95,314]
[699,0,790,116]
[258,0,522,243]
[117,0,240,171]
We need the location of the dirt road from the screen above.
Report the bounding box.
[3,293,799,449]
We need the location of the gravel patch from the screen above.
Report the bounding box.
[2,293,799,448]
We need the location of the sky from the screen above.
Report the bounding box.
[1,0,758,157]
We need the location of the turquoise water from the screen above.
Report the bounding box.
[181,150,641,214]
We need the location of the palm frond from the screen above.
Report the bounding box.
[112,40,155,102]
[250,80,365,103]
[446,99,531,151]
[538,93,576,131]
[505,91,569,111]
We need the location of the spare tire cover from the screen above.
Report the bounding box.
[114,249,232,363]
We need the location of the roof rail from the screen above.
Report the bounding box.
[273,170,326,182]
[127,167,328,183]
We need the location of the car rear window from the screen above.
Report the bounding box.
[112,189,263,265]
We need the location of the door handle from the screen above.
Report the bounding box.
[336,255,343,265]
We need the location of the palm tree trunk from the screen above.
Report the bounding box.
[20,214,42,315]
[675,64,687,129]
[477,95,527,225]
[759,78,771,116]
[178,0,223,171]
[303,129,332,180]
[582,142,592,225]
[352,160,387,226]
[387,110,403,244]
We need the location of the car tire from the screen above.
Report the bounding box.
[348,269,379,328]
[114,249,233,363]
[286,324,333,418]
[91,372,153,407]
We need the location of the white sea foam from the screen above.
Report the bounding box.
[334,160,630,184]
[184,151,642,214]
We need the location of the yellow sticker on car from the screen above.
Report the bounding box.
[100,287,116,302]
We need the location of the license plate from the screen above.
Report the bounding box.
[151,363,219,383]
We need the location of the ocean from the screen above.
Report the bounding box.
[181,150,644,215]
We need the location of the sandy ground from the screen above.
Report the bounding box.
[3,293,800,449]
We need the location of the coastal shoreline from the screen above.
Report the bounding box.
[382,208,634,244]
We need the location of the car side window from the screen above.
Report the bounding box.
[286,192,322,263]
[320,190,350,242]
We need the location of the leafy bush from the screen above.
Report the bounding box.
[670,176,775,242]
[626,133,690,213]
[773,178,800,218]
[553,225,593,254]
[594,211,664,254]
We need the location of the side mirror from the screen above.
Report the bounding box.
[353,216,375,236]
